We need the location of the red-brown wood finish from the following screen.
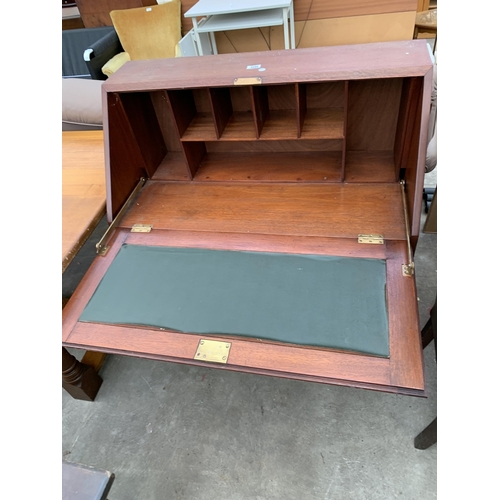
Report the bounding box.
[102,42,433,93]
[63,229,424,396]
[65,42,433,397]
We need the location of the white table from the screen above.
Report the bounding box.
[184,0,295,55]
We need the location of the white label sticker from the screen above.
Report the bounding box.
[258,68,266,72]
[246,64,261,69]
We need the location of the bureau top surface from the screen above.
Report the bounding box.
[103,40,433,92]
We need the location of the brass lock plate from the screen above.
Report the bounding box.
[234,77,262,85]
[194,339,231,364]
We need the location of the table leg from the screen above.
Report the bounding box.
[209,31,218,55]
[283,8,290,49]
[290,2,296,49]
[62,347,102,401]
[414,417,437,449]
[192,18,204,56]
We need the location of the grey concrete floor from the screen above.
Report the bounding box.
[62,170,437,500]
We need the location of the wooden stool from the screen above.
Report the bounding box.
[414,9,437,54]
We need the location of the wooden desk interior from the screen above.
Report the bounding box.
[63,41,433,397]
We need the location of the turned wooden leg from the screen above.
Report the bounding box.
[62,347,102,401]
[414,417,437,449]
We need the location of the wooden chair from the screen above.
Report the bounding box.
[98,1,182,78]
[414,9,437,54]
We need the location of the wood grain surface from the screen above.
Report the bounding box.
[102,41,433,93]
[119,181,406,240]
[62,131,106,273]
[62,229,425,395]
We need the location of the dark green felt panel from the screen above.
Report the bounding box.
[80,245,389,356]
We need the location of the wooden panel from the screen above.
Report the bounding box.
[205,139,342,153]
[300,109,344,140]
[341,81,349,180]
[150,91,182,152]
[394,72,430,242]
[208,87,233,139]
[105,93,148,219]
[306,82,345,109]
[345,152,396,183]
[75,0,156,27]
[62,229,424,395]
[386,240,425,390]
[62,131,106,272]
[212,12,416,53]
[123,229,389,259]
[66,322,393,388]
[103,40,433,92]
[193,151,342,182]
[180,142,206,179]
[118,92,167,178]
[166,89,197,137]
[119,181,406,240]
[296,83,306,137]
[181,0,417,32]
[394,77,423,175]
[292,0,417,21]
[250,86,269,138]
[346,78,403,151]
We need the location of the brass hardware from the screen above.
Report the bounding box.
[400,180,415,277]
[402,263,415,277]
[194,339,231,364]
[96,177,147,256]
[131,224,152,233]
[358,234,384,244]
[234,77,262,86]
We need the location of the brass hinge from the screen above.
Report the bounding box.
[131,224,152,233]
[194,339,231,364]
[402,263,415,277]
[96,177,147,256]
[358,234,384,244]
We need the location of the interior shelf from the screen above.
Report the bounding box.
[141,77,412,187]
[193,151,343,182]
[301,109,344,139]
[179,113,217,141]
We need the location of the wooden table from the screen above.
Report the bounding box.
[62,131,106,273]
[62,130,107,401]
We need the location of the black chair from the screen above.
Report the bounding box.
[62,26,116,79]
[83,29,124,80]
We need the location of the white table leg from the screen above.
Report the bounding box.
[192,18,204,56]
[283,7,290,49]
[209,31,218,55]
[290,2,295,49]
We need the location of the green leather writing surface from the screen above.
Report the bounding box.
[80,245,389,356]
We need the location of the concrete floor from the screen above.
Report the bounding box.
[62,170,437,500]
